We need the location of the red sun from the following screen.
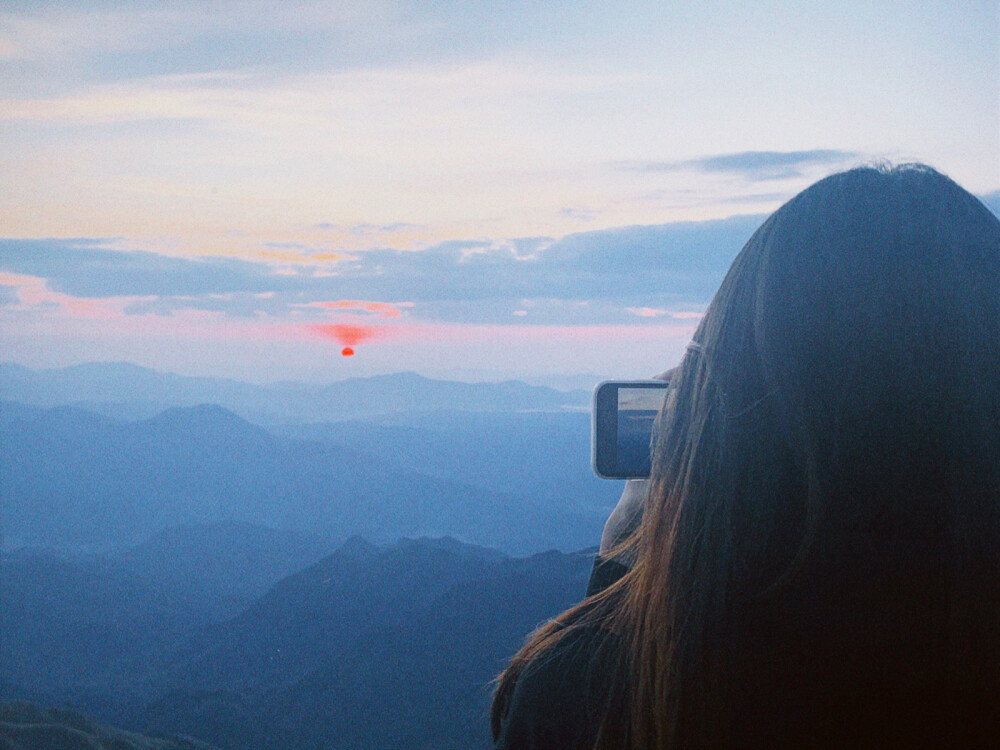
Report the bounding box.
[308,323,385,358]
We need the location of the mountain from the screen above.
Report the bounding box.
[111,522,335,619]
[1,546,208,715]
[2,535,595,749]
[140,536,595,750]
[0,701,220,750]
[274,408,612,521]
[0,401,611,554]
[152,534,506,693]
[0,524,334,713]
[0,363,590,424]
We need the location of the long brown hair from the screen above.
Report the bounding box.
[493,165,1000,748]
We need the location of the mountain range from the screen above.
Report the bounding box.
[1,398,617,555]
[2,531,595,750]
[0,362,591,424]
[0,702,219,750]
[1,362,615,747]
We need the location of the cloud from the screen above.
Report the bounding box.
[615,149,861,181]
[559,207,597,222]
[627,306,669,317]
[0,238,300,297]
[307,300,413,317]
[252,249,348,264]
[0,3,399,79]
[315,222,425,236]
[0,213,762,326]
[0,269,146,320]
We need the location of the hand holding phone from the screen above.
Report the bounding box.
[592,379,671,479]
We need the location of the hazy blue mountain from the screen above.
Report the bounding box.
[1,547,206,714]
[0,362,590,423]
[0,523,334,714]
[140,536,594,750]
[154,535,505,693]
[0,701,220,750]
[1,401,611,554]
[260,547,593,750]
[274,409,611,520]
[518,372,605,392]
[111,522,336,619]
[0,361,268,421]
[1,364,616,747]
[3,534,593,749]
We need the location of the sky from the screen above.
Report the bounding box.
[1,0,998,384]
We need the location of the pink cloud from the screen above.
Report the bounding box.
[306,323,389,347]
[308,300,414,317]
[626,307,705,320]
[0,272,143,320]
[627,306,669,318]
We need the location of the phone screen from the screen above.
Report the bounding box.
[592,380,670,478]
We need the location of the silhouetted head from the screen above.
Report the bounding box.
[632,164,1000,748]
[493,164,1000,749]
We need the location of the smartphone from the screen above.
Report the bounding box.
[592,380,671,479]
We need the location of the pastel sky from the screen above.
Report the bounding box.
[2,1,998,383]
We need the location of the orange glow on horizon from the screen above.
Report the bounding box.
[309,323,383,348]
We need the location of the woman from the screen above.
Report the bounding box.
[492,165,1000,749]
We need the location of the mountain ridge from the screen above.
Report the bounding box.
[2,534,595,750]
[1,400,611,554]
[0,362,591,423]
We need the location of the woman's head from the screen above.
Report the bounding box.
[630,164,1000,747]
[493,164,1000,749]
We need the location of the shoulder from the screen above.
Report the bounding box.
[494,625,625,750]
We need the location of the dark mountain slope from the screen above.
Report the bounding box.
[261,549,594,750]
[140,537,594,750]
[0,701,219,750]
[0,524,334,712]
[112,522,335,619]
[155,536,509,692]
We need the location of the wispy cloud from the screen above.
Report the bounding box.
[307,300,413,317]
[0,214,762,326]
[615,149,862,181]
[0,270,150,320]
[0,239,283,297]
[15,192,995,333]
[252,249,348,264]
[0,2,393,71]
[315,222,425,235]
[558,207,598,222]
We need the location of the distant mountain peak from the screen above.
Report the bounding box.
[0,361,590,423]
[61,360,160,376]
[392,535,507,563]
[132,404,277,449]
[143,403,250,426]
[335,535,380,559]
